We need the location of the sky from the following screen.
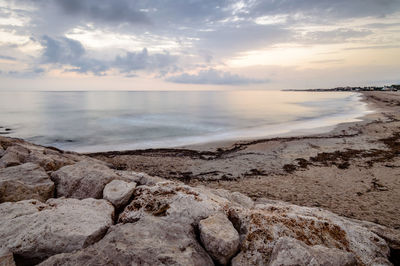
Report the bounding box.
[0,0,399,91]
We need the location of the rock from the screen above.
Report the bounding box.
[40,215,213,266]
[27,148,76,171]
[229,199,391,266]
[51,160,122,199]
[266,237,357,266]
[199,213,240,265]
[352,218,400,250]
[0,145,29,168]
[0,163,54,202]
[114,170,166,186]
[119,181,229,225]
[0,198,114,263]
[0,143,78,171]
[0,152,20,168]
[0,146,4,157]
[103,179,136,209]
[0,248,16,266]
[211,188,254,208]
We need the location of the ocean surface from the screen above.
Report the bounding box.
[0,90,371,152]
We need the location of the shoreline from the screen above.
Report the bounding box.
[88,91,374,158]
[1,91,399,265]
[86,91,371,154]
[1,90,368,153]
[90,91,400,230]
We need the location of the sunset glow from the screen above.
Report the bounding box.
[0,0,399,90]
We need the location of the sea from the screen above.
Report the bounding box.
[0,90,371,152]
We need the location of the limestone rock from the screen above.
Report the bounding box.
[199,213,240,265]
[229,199,391,266]
[211,188,254,208]
[0,152,20,168]
[266,237,357,266]
[103,179,136,209]
[0,248,16,266]
[40,215,213,266]
[0,163,54,202]
[0,198,114,263]
[119,181,229,225]
[0,145,29,168]
[27,148,76,171]
[51,160,121,199]
[0,146,5,158]
[352,218,400,250]
[0,142,78,171]
[114,170,166,186]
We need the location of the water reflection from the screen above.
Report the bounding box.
[0,91,369,152]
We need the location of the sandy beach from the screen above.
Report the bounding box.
[91,91,400,230]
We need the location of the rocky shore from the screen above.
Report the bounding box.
[0,91,399,265]
[0,125,399,265]
[91,92,400,230]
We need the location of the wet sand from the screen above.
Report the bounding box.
[90,91,400,229]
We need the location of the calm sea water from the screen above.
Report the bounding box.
[0,90,370,152]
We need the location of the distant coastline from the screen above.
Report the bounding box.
[283,84,400,92]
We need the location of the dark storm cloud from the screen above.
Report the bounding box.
[167,69,269,85]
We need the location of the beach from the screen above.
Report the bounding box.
[1,91,400,265]
[91,91,400,230]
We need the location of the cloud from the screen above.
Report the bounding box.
[39,36,177,76]
[2,0,400,86]
[54,0,151,25]
[40,35,109,75]
[299,28,372,44]
[310,59,344,64]
[344,45,400,50]
[41,35,85,64]
[114,48,178,74]
[0,55,16,61]
[166,69,269,85]
[198,24,292,55]
[249,0,400,20]
[0,67,46,78]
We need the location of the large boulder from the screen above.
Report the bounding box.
[267,237,357,266]
[103,179,136,209]
[0,198,114,263]
[229,199,391,266]
[0,145,29,168]
[119,181,229,225]
[0,142,78,171]
[0,163,54,202]
[27,148,77,171]
[199,213,240,265]
[40,215,213,266]
[51,160,122,199]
